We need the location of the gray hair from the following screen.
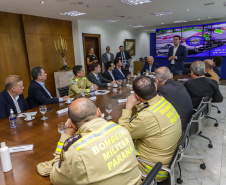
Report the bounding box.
[155,67,172,83]
[190,61,205,76]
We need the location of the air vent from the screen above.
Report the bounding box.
[70,2,84,5]
[118,16,126,18]
[204,2,215,6]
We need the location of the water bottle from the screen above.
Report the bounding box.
[146,69,149,76]
[90,85,95,97]
[0,142,12,172]
[9,109,18,128]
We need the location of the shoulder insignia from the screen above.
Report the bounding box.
[137,102,149,113]
[63,134,82,152]
[129,102,149,123]
[82,77,87,80]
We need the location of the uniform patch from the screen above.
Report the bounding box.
[63,134,82,151]
[72,81,76,85]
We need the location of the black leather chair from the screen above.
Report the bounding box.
[141,162,162,185]
[57,85,69,97]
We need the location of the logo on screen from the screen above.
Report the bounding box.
[186,36,205,46]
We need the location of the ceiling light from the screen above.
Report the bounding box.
[152,11,173,16]
[59,11,86,17]
[162,23,164,25]
[208,17,210,19]
[173,20,187,23]
[131,25,144,28]
[103,19,119,23]
[121,0,152,6]
[198,19,201,21]
[186,9,189,11]
[40,1,45,4]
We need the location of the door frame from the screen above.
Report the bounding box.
[82,33,101,73]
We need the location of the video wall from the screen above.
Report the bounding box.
[156,22,226,57]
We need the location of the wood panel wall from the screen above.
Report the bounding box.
[0,12,31,97]
[22,15,75,96]
[0,11,75,98]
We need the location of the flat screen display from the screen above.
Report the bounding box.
[156,22,226,57]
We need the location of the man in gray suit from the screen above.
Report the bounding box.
[87,62,116,87]
[102,46,114,68]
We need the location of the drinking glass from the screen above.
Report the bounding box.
[118,79,122,88]
[137,71,141,76]
[105,104,113,120]
[127,74,130,82]
[58,122,66,134]
[39,105,47,120]
[81,90,86,97]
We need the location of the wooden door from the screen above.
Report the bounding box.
[82,33,101,73]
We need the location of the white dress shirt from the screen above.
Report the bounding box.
[108,70,115,81]
[171,45,179,65]
[8,92,21,114]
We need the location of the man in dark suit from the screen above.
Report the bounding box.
[102,61,117,81]
[28,66,70,108]
[87,62,116,87]
[156,67,194,131]
[140,56,159,74]
[184,61,223,109]
[113,58,128,80]
[102,46,114,69]
[167,35,187,75]
[116,45,132,76]
[0,75,29,119]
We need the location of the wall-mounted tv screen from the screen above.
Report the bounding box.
[210,23,226,56]
[156,22,226,57]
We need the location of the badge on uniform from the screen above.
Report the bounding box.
[72,81,76,85]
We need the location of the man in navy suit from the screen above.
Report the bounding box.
[102,46,114,69]
[113,58,127,80]
[28,66,70,108]
[140,56,159,74]
[116,46,132,76]
[0,75,29,119]
[167,35,187,75]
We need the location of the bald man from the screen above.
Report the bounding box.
[204,59,219,83]
[38,98,142,185]
[156,67,193,131]
[140,56,159,74]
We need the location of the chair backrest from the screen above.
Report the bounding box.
[189,103,207,136]
[57,85,69,97]
[141,162,162,185]
[196,96,212,116]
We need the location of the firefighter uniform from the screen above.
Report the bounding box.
[68,76,93,96]
[118,95,182,182]
[50,118,142,185]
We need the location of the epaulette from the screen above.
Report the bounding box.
[71,78,79,85]
[58,134,82,168]
[63,134,82,151]
[129,102,149,123]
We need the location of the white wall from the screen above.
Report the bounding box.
[72,20,150,71]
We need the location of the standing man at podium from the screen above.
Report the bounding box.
[116,46,132,76]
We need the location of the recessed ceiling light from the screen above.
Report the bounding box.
[152,11,173,16]
[59,11,86,17]
[40,1,45,4]
[103,19,119,23]
[131,25,144,28]
[162,23,164,25]
[121,0,152,6]
[198,19,201,21]
[173,20,187,23]
[186,9,189,11]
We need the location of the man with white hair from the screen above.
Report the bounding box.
[156,67,193,131]
[140,56,159,74]
[184,60,223,109]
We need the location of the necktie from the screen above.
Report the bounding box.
[97,75,100,82]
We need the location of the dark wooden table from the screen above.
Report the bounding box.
[0,75,190,185]
[0,80,133,185]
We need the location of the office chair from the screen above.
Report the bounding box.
[57,85,69,97]
[141,162,162,185]
[137,122,192,185]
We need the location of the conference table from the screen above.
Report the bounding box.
[0,75,190,185]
